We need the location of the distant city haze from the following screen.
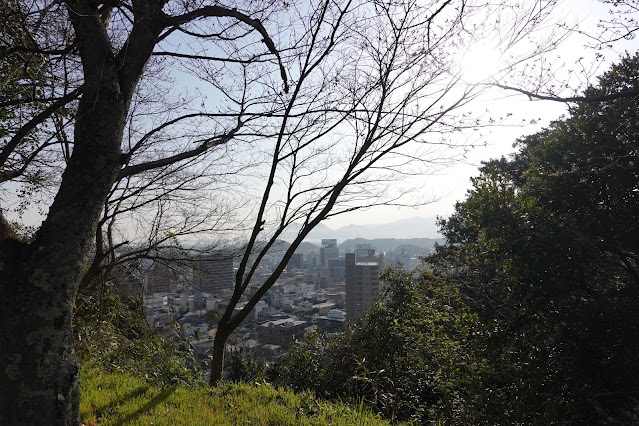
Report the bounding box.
[282,216,442,243]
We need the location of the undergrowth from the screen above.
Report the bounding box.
[74,280,203,387]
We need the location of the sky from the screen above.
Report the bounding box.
[5,0,636,239]
[321,0,637,230]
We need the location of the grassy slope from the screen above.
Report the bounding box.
[80,368,389,425]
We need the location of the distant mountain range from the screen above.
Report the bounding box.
[338,237,442,253]
[281,216,442,244]
[180,217,444,255]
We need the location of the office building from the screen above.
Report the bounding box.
[147,263,172,294]
[287,252,303,269]
[319,239,339,269]
[195,251,234,294]
[345,247,384,320]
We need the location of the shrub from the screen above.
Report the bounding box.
[273,268,487,423]
[73,281,203,387]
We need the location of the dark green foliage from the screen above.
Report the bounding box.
[1,0,73,213]
[0,0,49,126]
[275,54,639,424]
[227,349,270,384]
[431,54,639,423]
[73,281,203,388]
[273,268,487,423]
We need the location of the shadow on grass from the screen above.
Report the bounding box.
[111,387,176,425]
[93,385,149,419]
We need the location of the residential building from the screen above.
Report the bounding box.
[259,318,308,348]
[317,309,347,333]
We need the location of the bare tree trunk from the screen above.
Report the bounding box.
[209,286,245,386]
[209,331,227,386]
[0,241,81,424]
[0,68,128,424]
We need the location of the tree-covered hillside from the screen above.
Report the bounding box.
[431,53,639,423]
[274,54,639,424]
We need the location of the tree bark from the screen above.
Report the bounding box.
[209,329,227,386]
[0,51,129,426]
[0,240,83,425]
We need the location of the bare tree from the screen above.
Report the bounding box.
[0,0,560,423]
[487,0,639,102]
[0,0,288,423]
[203,0,561,384]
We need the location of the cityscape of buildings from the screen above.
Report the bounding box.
[141,237,435,373]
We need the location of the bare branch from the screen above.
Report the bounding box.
[489,82,639,103]
[152,51,264,63]
[0,87,82,178]
[117,119,243,180]
[165,5,288,93]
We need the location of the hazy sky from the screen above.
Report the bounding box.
[5,0,636,238]
[323,0,637,229]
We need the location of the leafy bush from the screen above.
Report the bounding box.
[227,348,270,384]
[273,268,487,423]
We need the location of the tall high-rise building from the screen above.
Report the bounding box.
[319,239,339,269]
[345,248,384,320]
[287,252,303,270]
[195,251,234,294]
[147,262,172,294]
[328,257,345,280]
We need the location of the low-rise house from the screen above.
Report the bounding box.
[259,318,307,348]
[317,309,346,333]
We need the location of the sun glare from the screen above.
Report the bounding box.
[460,44,502,83]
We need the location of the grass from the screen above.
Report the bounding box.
[79,367,390,425]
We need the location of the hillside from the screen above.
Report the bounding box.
[80,367,389,425]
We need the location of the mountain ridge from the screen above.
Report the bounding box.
[281,216,441,243]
